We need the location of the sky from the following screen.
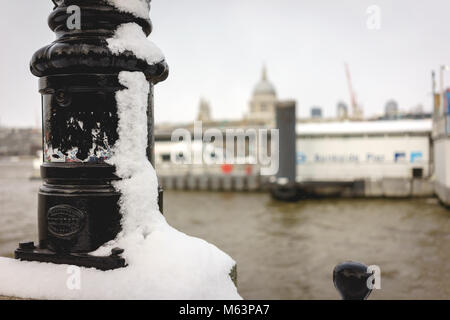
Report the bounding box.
[0,0,449,127]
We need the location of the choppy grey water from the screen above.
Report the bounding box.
[1,158,449,299]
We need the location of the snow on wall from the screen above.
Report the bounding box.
[0,2,240,300]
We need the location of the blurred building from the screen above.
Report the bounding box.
[310,107,323,119]
[351,104,364,121]
[0,128,41,156]
[385,99,399,120]
[370,100,431,121]
[296,119,431,181]
[336,101,349,120]
[196,98,212,122]
[151,66,434,196]
[246,66,277,125]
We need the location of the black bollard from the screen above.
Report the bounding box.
[14,0,168,270]
[333,261,373,300]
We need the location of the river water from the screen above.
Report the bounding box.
[1,158,449,299]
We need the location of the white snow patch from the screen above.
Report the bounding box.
[99,71,165,244]
[107,23,164,65]
[106,0,151,19]
[0,72,240,300]
[0,231,238,299]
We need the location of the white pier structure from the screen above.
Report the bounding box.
[295,119,434,197]
[154,119,434,197]
[296,120,432,181]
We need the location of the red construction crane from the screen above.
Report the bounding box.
[344,63,362,119]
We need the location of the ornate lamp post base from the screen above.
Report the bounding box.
[15,243,125,271]
[14,0,167,271]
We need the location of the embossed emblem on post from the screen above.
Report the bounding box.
[47,205,85,238]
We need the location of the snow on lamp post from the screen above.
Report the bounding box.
[1,0,238,300]
[15,0,168,270]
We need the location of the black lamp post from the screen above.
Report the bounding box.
[14,0,168,270]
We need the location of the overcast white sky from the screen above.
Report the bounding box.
[0,0,449,127]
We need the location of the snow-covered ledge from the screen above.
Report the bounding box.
[0,0,240,300]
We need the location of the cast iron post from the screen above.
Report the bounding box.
[14,0,168,270]
[333,262,373,300]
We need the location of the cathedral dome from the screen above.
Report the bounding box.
[253,66,276,96]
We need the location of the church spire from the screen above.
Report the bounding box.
[262,64,267,81]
